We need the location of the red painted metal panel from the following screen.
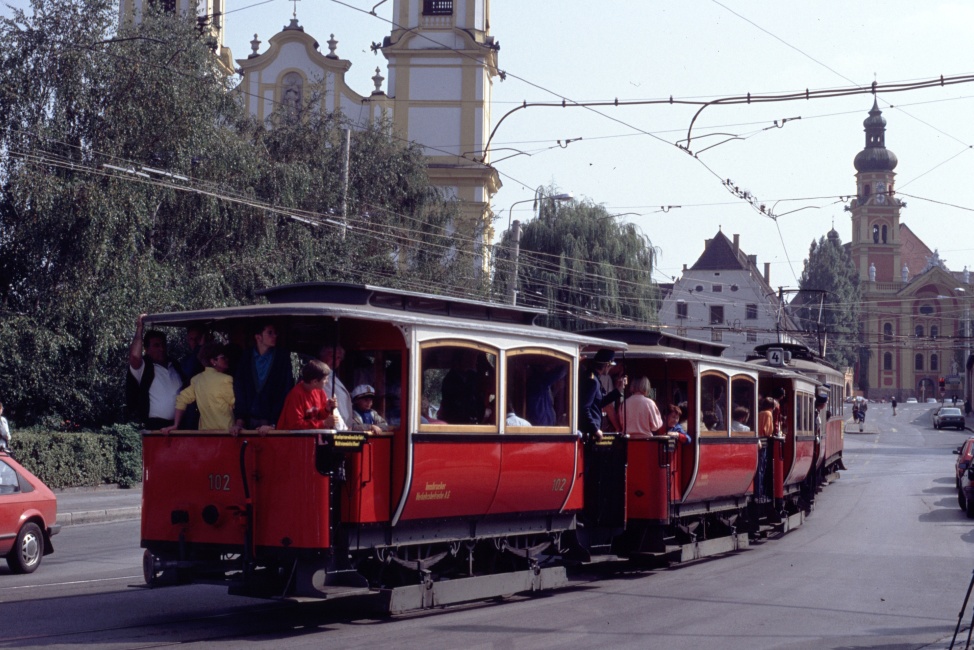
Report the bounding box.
[343,437,392,524]
[398,440,501,521]
[626,438,670,520]
[562,443,586,511]
[142,434,330,550]
[823,418,844,464]
[684,440,757,501]
[783,438,815,486]
[488,439,578,514]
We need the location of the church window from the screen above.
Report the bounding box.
[863,184,871,198]
[931,326,939,339]
[883,352,893,371]
[931,354,939,371]
[919,304,934,315]
[423,0,453,15]
[915,354,924,371]
[915,325,924,338]
[872,225,880,243]
[882,225,888,243]
[281,72,304,113]
[676,302,688,319]
[883,322,893,342]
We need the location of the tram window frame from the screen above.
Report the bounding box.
[729,375,756,437]
[699,371,730,437]
[504,348,572,434]
[418,341,499,433]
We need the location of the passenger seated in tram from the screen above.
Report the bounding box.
[349,384,389,434]
[702,411,719,431]
[619,376,663,438]
[276,360,345,431]
[664,403,691,444]
[505,401,531,427]
[525,363,567,426]
[731,405,752,432]
[438,349,484,424]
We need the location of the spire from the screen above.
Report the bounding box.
[854,98,897,172]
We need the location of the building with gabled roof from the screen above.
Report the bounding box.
[658,230,803,360]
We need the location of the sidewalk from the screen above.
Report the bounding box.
[54,484,142,526]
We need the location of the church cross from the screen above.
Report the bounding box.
[292,0,300,19]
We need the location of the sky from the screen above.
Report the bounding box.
[4,1,974,288]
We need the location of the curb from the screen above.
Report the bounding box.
[57,507,141,527]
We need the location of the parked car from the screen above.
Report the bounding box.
[934,407,966,430]
[926,398,939,404]
[954,437,974,489]
[0,450,59,573]
[906,397,918,403]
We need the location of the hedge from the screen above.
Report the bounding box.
[8,424,142,489]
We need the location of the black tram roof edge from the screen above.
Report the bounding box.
[257,282,548,324]
[583,328,728,356]
[143,302,627,350]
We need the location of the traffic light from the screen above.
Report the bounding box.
[939,377,946,390]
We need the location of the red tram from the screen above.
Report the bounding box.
[139,283,844,611]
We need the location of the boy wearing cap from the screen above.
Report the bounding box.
[350,385,389,434]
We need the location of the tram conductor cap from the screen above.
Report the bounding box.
[351,385,376,400]
[592,349,616,365]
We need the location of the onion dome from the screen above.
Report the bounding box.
[854,97,898,172]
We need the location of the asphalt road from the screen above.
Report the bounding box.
[2,404,972,649]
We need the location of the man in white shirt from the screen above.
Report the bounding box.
[128,314,184,430]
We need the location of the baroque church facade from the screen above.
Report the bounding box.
[119,0,501,269]
[848,100,973,403]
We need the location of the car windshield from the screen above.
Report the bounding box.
[940,408,962,416]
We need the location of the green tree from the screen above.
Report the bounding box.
[495,195,658,331]
[794,231,861,368]
[0,0,476,426]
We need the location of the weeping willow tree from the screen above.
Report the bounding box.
[494,195,659,331]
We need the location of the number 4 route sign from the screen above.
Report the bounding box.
[766,347,784,367]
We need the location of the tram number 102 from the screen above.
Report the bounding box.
[208,474,231,491]
[551,477,567,492]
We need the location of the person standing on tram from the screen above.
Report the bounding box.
[319,344,353,426]
[161,342,234,434]
[232,322,294,433]
[618,376,663,438]
[277,360,344,430]
[127,314,186,430]
[578,349,625,441]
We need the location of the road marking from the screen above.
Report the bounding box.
[0,575,141,590]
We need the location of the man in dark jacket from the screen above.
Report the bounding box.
[127,314,185,430]
[232,322,294,433]
[578,349,624,440]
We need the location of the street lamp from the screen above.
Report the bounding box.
[505,190,573,306]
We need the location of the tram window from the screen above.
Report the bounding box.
[796,396,805,434]
[505,350,571,432]
[730,376,755,434]
[419,343,498,429]
[700,373,728,435]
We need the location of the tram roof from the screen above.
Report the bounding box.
[144,282,626,349]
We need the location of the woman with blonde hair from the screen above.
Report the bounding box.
[619,376,663,438]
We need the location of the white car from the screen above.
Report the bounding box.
[926,398,939,404]
[906,397,918,404]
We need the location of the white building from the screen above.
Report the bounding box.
[658,231,801,360]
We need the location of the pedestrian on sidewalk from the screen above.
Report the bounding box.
[891,396,897,416]
[0,401,10,451]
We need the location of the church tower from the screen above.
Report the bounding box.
[118,0,233,72]
[849,97,902,283]
[381,0,502,268]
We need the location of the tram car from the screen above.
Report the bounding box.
[140,282,624,611]
[748,342,847,497]
[138,283,845,611]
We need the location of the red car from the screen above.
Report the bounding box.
[956,438,974,489]
[0,450,59,573]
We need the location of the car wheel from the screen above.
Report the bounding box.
[967,496,974,520]
[960,490,966,509]
[6,522,43,574]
